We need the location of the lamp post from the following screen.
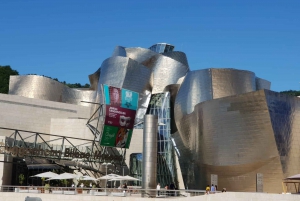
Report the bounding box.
[102,162,111,192]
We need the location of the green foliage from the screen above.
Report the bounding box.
[41,177,45,185]
[0,65,19,94]
[18,174,25,185]
[61,179,68,187]
[44,183,50,190]
[280,90,300,97]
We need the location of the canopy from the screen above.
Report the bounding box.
[31,171,58,178]
[46,173,81,180]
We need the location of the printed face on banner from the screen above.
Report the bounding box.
[110,87,121,106]
[104,106,136,129]
[100,85,139,149]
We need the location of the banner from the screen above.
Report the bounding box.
[100,85,139,148]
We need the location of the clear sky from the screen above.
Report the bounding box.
[1,0,300,92]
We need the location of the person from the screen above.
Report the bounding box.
[215,185,218,191]
[205,185,210,195]
[89,183,92,188]
[80,183,84,188]
[156,183,161,196]
[211,184,215,194]
[170,183,175,196]
[71,183,75,188]
[110,87,121,106]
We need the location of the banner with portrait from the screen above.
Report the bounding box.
[100,85,139,149]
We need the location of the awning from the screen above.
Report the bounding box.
[25,157,61,170]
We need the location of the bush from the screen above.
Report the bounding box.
[44,184,50,190]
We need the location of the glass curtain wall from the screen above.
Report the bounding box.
[130,92,178,188]
[148,92,177,188]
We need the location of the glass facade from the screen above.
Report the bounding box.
[149,43,175,53]
[131,93,177,188]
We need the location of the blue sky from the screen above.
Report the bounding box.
[1,0,300,92]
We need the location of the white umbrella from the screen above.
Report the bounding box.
[46,173,81,181]
[122,175,141,181]
[81,176,97,181]
[31,171,58,178]
[108,175,140,181]
[97,174,121,180]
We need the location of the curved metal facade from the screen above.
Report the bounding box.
[175,90,300,193]
[9,75,96,106]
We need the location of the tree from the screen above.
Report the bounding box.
[0,65,19,94]
[280,90,300,97]
[19,174,25,185]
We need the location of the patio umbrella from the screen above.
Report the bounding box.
[46,173,81,181]
[122,175,141,181]
[97,174,121,180]
[31,171,58,178]
[108,175,140,181]
[81,176,97,181]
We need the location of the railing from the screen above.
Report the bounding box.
[0,185,213,197]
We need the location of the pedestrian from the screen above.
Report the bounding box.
[211,184,215,194]
[205,185,210,194]
[157,183,160,196]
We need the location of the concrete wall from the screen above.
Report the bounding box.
[50,119,94,145]
[0,93,91,137]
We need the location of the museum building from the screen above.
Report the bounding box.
[0,43,299,193]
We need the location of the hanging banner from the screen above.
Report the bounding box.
[100,85,139,148]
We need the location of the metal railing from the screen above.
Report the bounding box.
[0,185,212,197]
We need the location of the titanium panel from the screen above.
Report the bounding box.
[9,75,96,107]
[162,51,189,68]
[97,56,152,124]
[211,68,256,99]
[175,89,300,193]
[256,77,271,90]
[9,75,65,102]
[142,54,189,94]
[88,68,101,91]
[112,46,127,57]
[174,69,212,140]
[125,47,157,64]
[61,88,96,107]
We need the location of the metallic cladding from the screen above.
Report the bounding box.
[97,56,152,124]
[112,46,127,57]
[9,75,96,106]
[162,51,189,68]
[9,75,65,102]
[256,77,271,90]
[142,54,190,94]
[125,47,157,64]
[174,89,300,193]
[211,68,256,99]
[88,68,101,91]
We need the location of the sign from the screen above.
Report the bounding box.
[100,85,139,148]
[256,173,263,192]
[0,143,123,161]
[211,174,218,187]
